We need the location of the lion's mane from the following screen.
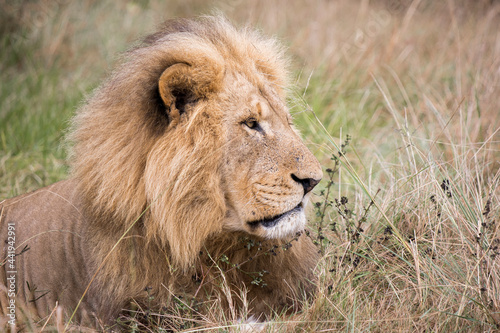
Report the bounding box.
[70,16,314,320]
[71,16,288,262]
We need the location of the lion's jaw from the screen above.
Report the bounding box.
[247,197,309,239]
[220,74,322,240]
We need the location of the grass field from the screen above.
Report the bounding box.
[1,0,499,331]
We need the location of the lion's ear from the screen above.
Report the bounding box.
[158,47,224,126]
[158,63,195,125]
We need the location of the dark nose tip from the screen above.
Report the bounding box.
[291,174,321,195]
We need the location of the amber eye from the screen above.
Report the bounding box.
[243,118,259,130]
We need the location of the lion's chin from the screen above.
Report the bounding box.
[247,203,307,239]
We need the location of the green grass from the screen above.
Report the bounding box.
[1,0,499,331]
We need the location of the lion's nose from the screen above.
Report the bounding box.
[291,174,321,195]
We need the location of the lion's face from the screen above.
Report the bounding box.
[219,73,323,239]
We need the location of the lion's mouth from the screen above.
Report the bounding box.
[247,203,303,229]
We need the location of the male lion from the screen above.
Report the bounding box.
[0,16,322,329]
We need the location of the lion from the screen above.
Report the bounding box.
[0,16,322,329]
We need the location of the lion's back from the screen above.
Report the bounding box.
[0,180,95,323]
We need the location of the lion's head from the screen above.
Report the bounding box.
[70,16,322,270]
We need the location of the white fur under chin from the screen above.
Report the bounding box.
[262,208,306,239]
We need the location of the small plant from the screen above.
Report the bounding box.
[314,134,351,253]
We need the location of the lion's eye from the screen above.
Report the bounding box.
[243,118,259,130]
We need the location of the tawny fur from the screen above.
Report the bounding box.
[0,16,322,329]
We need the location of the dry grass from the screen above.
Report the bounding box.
[1,0,499,331]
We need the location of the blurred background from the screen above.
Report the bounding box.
[1,1,499,331]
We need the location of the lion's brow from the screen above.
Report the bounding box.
[258,87,289,124]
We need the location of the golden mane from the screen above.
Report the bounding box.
[69,16,289,268]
